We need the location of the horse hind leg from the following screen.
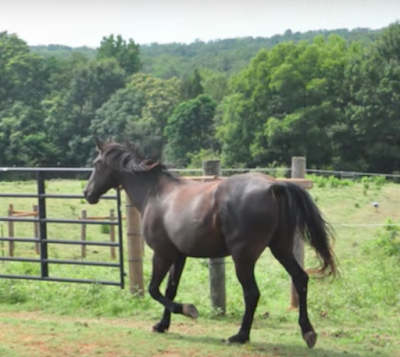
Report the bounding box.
[269,239,317,348]
[227,255,260,344]
[152,254,187,333]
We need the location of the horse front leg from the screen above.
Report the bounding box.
[152,254,187,333]
[148,251,198,325]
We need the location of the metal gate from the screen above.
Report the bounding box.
[0,168,125,288]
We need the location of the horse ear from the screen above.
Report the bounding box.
[94,136,104,152]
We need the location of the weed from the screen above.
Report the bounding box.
[100,225,111,234]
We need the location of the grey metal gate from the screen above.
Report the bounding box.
[0,168,125,288]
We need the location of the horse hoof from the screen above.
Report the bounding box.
[152,323,168,333]
[182,304,198,319]
[227,334,249,344]
[303,331,318,348]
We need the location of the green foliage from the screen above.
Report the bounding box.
[363,218,400,257]
[97,34,142,75]
[100,225,110,234]
[374,175,386,187]
[44,58,126,166]
[164,94,217,166]
[306,174,354,188]
[2,25,400,173]
[217,35,351,169]
[200,69,230,102]
[180,68,204,101]
[91,72,180,157]
[186,149,220,169]
[0,32,55,167]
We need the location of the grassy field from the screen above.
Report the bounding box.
[0,175,399,357]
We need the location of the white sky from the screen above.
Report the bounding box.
[1,0,399,48]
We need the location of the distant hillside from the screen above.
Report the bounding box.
[30,27,382,78]
[30,44,97,60]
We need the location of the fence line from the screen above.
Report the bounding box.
[2,166,400,179]
[305,168,400,178]
[170,167,400,179]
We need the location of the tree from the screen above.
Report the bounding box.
[0,31,49,108]
[164,94,217,166]
[180,68,204,101]
[216,35,351,168]
[0,32,55,166]
[97,34,142,76]
[91,73,181,159]
[200,69,230,102]
[339,22,400,173]
[0,102,56,166]
[44,58,126,166]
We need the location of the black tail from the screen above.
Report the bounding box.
[270,182,337,277]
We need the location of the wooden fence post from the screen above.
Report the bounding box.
[110,209,116,260]
[290,156,306,309]
[126,194,145,296]
[202,160,226,315]
[8,204,14,257]
[33,205,39,254]
[81,210,87,258]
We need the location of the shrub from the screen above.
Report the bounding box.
[363,218,400,258]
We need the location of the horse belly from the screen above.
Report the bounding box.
[165,212,228,258]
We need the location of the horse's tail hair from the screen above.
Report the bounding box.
[270,182,338,277]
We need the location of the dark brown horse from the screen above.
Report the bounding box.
[83,137,337,348]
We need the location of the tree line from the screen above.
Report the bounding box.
[0,23,399,174]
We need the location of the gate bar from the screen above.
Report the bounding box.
[37,171,49,278]
[116,188,125,289]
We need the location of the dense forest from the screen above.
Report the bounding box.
[1,24,400,174]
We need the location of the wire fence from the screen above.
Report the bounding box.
[2,166,400,180]
[169,167,400,181]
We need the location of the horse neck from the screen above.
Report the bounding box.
[119,171,174,214]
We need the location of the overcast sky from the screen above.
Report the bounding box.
[1,0,399,48]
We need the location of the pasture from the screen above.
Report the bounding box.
[0,175,399,357]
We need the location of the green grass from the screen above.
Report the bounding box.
[0,177,400,356]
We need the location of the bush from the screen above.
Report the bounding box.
[363,218,400,258]
[374,175,386,187]
[306,174,354,189]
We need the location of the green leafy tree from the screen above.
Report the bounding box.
[91,73,181,159]
[0,32,55,166]
[0,103,57,166]
[217,35,351,168]
[97,34,142,76]
[45,58,126,166]
[340,22,400,172]
[164,94,217,166]
[180,68,204,101]
[0,32,49,108]
[200,69,230,102]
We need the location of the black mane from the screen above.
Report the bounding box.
[102,140,180,180]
